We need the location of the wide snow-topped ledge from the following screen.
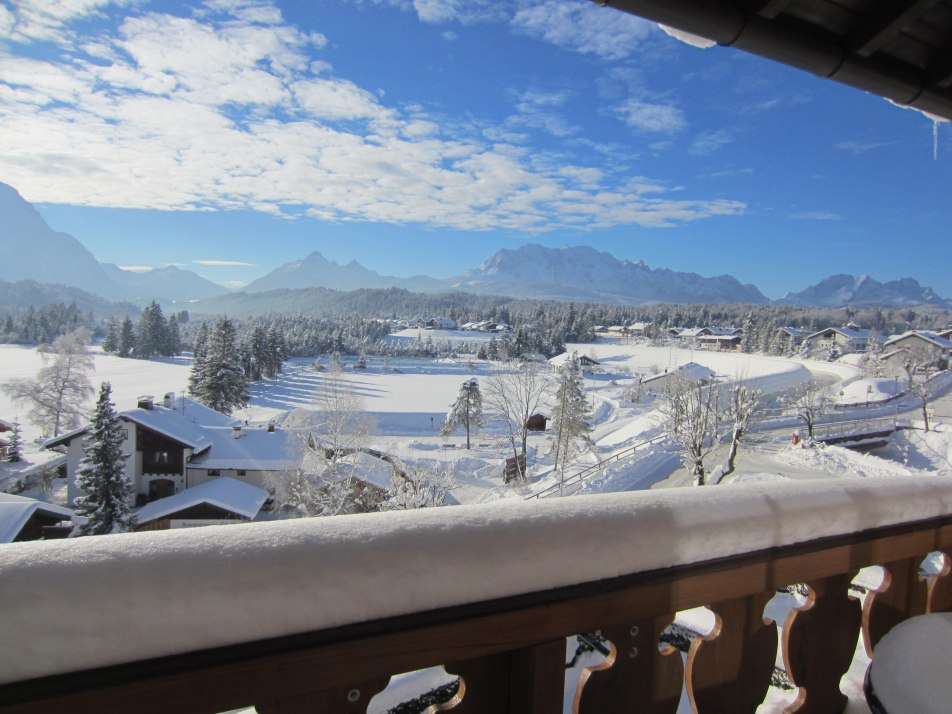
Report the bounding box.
[2,476,951,685]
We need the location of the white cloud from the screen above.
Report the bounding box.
[0,1,745,233]
[293,78,391,121]
[615,98,685,133]
[690,128,736,155]
[193,260,258,267]
[2,0,137,43]
[834,140,889,154]
[789,211,842,221]
[117,265,155,272]
[512,0,653,60]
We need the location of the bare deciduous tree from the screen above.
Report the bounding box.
[790,381,828,443]
[484,360,550,483]
[901,346,942,432]
[657,373,721,486]
[711,382,762,484]
[2,328,94,437]
[273,370,378,517]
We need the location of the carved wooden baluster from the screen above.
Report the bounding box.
[920,551,951,613]
[764,584,814,713]
[692,592,777,713]
[444,639,565,713]
[867,557,929,651]
[660,609,722,714]
[849,565,886,659]
[785,573,861,714]
[255,675,390,714]
[576,615,682,714]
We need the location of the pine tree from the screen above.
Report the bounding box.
[166,314,182,356]
[739,312,754,353]
[135,301,170,358]
[188,316,248,415]
[440,379,482,449]
[550,353,592,471]
[101,317,119,353]
[117,316,135,358]
[73,382,135,535]
[6,419,22,463]
[192,322,209,360]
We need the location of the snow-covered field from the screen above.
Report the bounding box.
[4,340,951,714]
[2,341,949,508]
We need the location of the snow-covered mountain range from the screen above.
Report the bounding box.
[446,244,769,304]
[244,251,444,294]
[2,182,949,308]
[777,274,950,308]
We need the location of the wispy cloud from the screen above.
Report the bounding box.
[789,211,842,221]
[117,265,156,272]
[834,140,889,154]
[615,98,685,133]
[0,0,744,232]
[511,1,653,61]
[193,260,258,267]
[690,128,736,155]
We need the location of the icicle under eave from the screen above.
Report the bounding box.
[934,119,939,161]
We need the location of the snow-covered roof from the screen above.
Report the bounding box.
[0,493,74,543]
[642,361,716,385]
[884,331,952,350]
[805,326,871,340]
[0,418,12,431]
[697,334,740,342]
[187,426,302,472]
[779,326,804,337]
[41,425,91,450]
[135,477,268,524]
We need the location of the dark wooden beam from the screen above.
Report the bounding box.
[855,0,941,57]
[755,0,795,20]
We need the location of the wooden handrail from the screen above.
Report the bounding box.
[2,479,951,713]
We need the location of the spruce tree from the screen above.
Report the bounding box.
[167,314,182,356]
[188,316,248,415]
[440,379,482,449]
[101,317,119,353]
[117,317,135,358]
[550,353,592,470]
[192,322,209,360]
[6,419,22,463]
[74,382,135,535]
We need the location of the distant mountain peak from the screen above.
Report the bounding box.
[451,243,768,305]
[777,273,949,308]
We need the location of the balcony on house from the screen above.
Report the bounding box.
[1,476,951,714]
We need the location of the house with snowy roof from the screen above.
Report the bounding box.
[882,331,952,371]
[0,493,76,543]
[44,393,302,509]
[417,316,456,330]
[134,477,270,531]
[641,362,717,392]
[803,326,875,357]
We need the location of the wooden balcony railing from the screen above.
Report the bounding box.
[1,476,951,713]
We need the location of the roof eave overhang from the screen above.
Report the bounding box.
[592,0,952,121]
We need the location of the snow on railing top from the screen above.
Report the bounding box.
[1,476,951,685]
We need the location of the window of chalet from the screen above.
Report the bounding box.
[136,428,184,475]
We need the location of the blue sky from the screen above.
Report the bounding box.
[1,0,949,298]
